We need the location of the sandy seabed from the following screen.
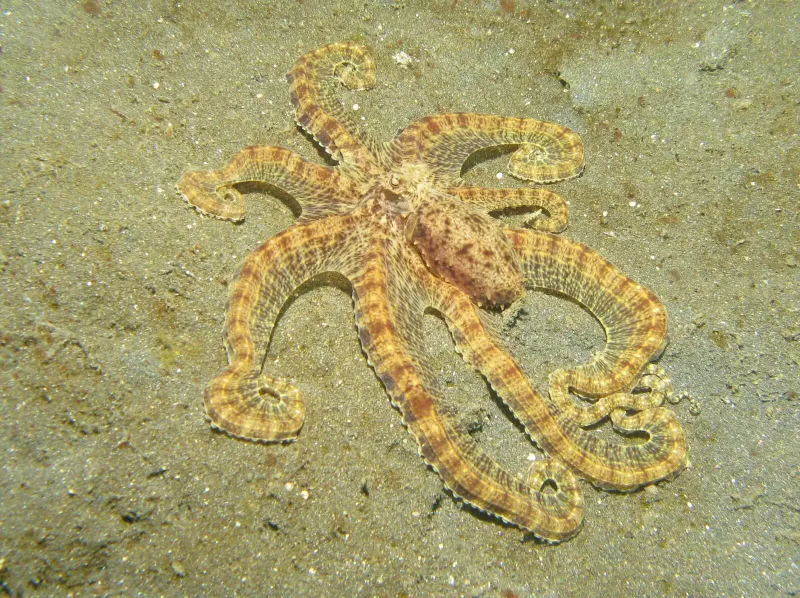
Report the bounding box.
[1,1,797,596]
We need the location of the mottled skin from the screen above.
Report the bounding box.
[176,43,687,542]
[406,196,525,306]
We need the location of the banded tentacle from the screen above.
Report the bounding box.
[177,146,359,222]
[391,113,584,185]
[350,223,584,542]
[431,230,686,491]
[287,42,382,174]
[205,211,364,441]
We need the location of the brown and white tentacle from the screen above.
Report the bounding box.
[177,146,359,222]
[349,220,584,542]
[204,210,365,441]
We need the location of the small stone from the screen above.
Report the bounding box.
[172,560,186,578]
[393,51,413,68]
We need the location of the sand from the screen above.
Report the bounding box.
[0,1,797,595]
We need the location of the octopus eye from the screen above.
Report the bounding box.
[404,211,419,243]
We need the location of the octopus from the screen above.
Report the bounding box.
[176,42,687,542]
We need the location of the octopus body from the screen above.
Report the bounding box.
[177,43,687,542]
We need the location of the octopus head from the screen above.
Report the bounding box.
[405,196,524,307]
[387,163,441,210]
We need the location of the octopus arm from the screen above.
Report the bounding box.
[391,113,584,185]
[351,237,584,542]
[438,228,687,490]
[288,42,383,169]
[177,146,359,222]
[446,186,569,233]
[204,212,363,441]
